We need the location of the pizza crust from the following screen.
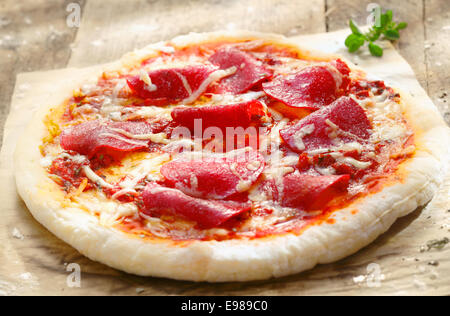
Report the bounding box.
[14,31,450,282]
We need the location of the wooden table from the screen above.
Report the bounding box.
[0,0,449,296]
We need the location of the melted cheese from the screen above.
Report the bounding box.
[112,79,127,97]
[264,56,309,75]
[329,152,372,169]
[315,165,336,175]
[181,66,237,104]
[117,153,171,192]
[139,69,157,92]
[207,90,266,107]
[111,188,137,200]
[306,141,369,157]
[320,62,343,88]
[109,127,169,144]
[353,94,408,144]
[40,156,53,167]
[162,138,195,152]
[82,165,114,189]
[246,160,262,171]
[229,161,253,193]
[98,132,149,147]
[127,106,172,120]
[74,192,138,226]
[293,124,315,151]
[259,119,298,187]
[342,157,372,169]
[175,71,193,95]
[59,152,87,164]
[325,119,339,139]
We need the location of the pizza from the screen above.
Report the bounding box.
[14,31,449,282]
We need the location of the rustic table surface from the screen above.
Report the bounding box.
[0,0,449,296]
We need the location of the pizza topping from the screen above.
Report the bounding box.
[111,153,171,199]
[139,69,158,92]
[181,67,237,104]
[60,120,166,157]
[252,172,350,212]
[280,97,372,153]
[160,148,265,199]
[142,182,250,228]
[328,152,373,170]
[127,65,223,106]
[208,46,272,94]
[82,165,114,189]
[208,91,267,105]
[262,61,349,111]
[279,173,350,210]
[292,124,315,151]
[171,100,266,132]
[48,154,89,192]
[108,127,168,144]
[331,59,351,90]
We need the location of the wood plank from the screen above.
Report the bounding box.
[423,0,450,125]
[69,0,326,67]
[0,0,85,147]
[326,0,428,88]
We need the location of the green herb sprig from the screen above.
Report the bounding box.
[345,9,407,57]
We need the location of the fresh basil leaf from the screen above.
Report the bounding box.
[345,8,407,57]
[349,20,362,35]
[368,42,383,57]
[345,34,357,45]
[396,22,408,30]
[348,41,363,52]
[379,13,389,28]
[384,29,400,40]
[345,34,364,52]
[370,30,381,42]
[385,10,393,23]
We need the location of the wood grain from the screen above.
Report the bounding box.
[1,0,449,296]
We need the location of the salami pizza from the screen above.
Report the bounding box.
[14,31,450,282]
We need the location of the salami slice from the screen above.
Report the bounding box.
[60,120,162,157]
[127,65,215,106]
[142,183,250,228]
[280,97,372,153]
[160,149,265,199]
[171,100,266,132]
[208,47,272,94]
[280,173,350,210]
[262,60,350,110]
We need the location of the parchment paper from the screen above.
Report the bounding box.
[1,29,449,296]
